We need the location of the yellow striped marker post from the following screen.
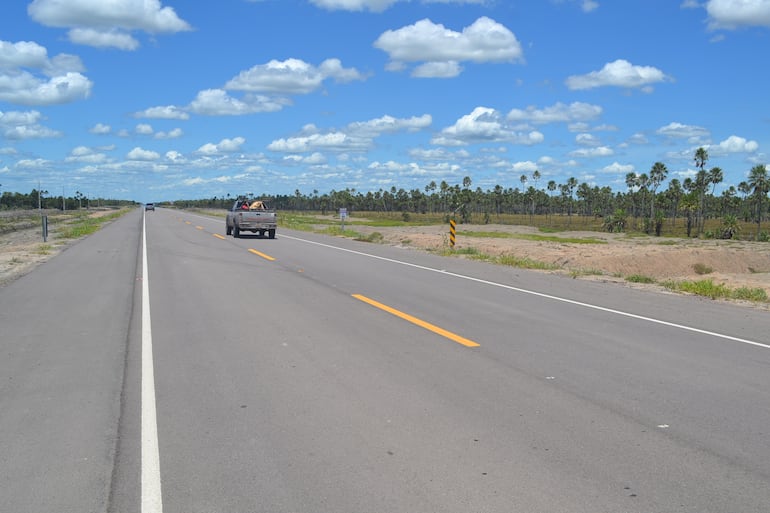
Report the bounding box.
[449,218,456,248]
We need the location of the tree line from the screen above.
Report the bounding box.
[0,189,137,211]
[173,148,769,240]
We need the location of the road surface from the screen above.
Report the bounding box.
[1,207,769,512]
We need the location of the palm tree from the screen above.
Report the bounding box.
[748,164,769,238]
[693,147,709,235]
[649,162,668,235]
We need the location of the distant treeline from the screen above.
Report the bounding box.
[168,157,770,239]
[0,189,137,210]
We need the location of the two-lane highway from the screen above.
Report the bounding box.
[2,207,769,512]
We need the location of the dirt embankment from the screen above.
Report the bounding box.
[349,222,770,304]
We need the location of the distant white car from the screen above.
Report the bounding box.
[145,203,155,211]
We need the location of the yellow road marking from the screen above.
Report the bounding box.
[248,248,276,261]
[185,221,191,225]
[213,234,225,240]
[196,226,204,230]
[352,294,479,348]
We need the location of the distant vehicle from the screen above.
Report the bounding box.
[145,203,155,211]
[226,198,277,238]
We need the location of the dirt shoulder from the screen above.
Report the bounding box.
[0,210,117,287]
[347,222,770,309]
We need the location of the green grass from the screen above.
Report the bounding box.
[35,244,52,255]
[56,210,127,239]
[661,279,768,302]
[626,274,656,284]
[459,230,606,244]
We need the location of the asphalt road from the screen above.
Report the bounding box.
[1,207,769,513]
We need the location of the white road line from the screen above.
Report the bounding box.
[142,212,164,513]
[280,233,770,350]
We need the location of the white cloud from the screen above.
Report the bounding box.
[0,40,92,106]
[196,137,246,154]
[568,146,614,158]
[374,17,523,78]
[715,135,759,153]
[89,123,111,134]
[507,102,603,124]
[65,146,109,164]
[135,105,190,120]
[656,122,710,143]
[188,89,290,116]
[704,0,770,29]
[268,132,367,153]
[576,133,601,146]
[127,147,160,160]
[68,28,139,50]
[225,58,365,94]
[135,123,154,135]
[566,59,670,90]
[28,0,192,50]
[155,128,183,139]
[309,0,484,12]
[346,114,431,136]
[0,109,62,139]
[431,106,545,146]
[512,161,539,173]
[268,114,431,153]
[601,162,635,174]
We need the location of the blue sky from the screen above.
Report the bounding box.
[0,0,769,204]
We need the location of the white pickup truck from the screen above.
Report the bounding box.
[226,199,277,238]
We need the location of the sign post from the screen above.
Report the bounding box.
[339,207,348,231]
[449,218,456,248]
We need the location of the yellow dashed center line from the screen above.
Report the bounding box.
[248,248,276,261]
[352,294,479,348]
[213,234,225,240]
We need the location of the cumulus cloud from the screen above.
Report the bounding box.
[65,146,110,164]
[568,146,614,158]
[155,128,183,139]
[0,109,62,139]
[127,147,160,160]
[507,102,603,124]
[566,59,670,91]
[704,0,770,29]
[268,114,432,153]
[225,58,365,94]
[135,105,190,120]
[431,107,545,146]
[189,89,290,116]
[196,137,246,154]
[601,162,635,174]
[374,17,523,78]
[714,135,759,154]
[27,0,192,50]
[135,123,154,135]
[309,0,484,12]
[89,123,111,134]
[656,122,710,144]
[0,40,92,105]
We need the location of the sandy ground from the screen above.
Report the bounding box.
[3,212,769,309]
[348,222,770,308]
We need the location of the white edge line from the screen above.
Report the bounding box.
[280,233,769,350]
[142,211,164,513]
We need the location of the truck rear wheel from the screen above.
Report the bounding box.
[233,226,240,238]
[226,223,232,235]
[268,229,276,239]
